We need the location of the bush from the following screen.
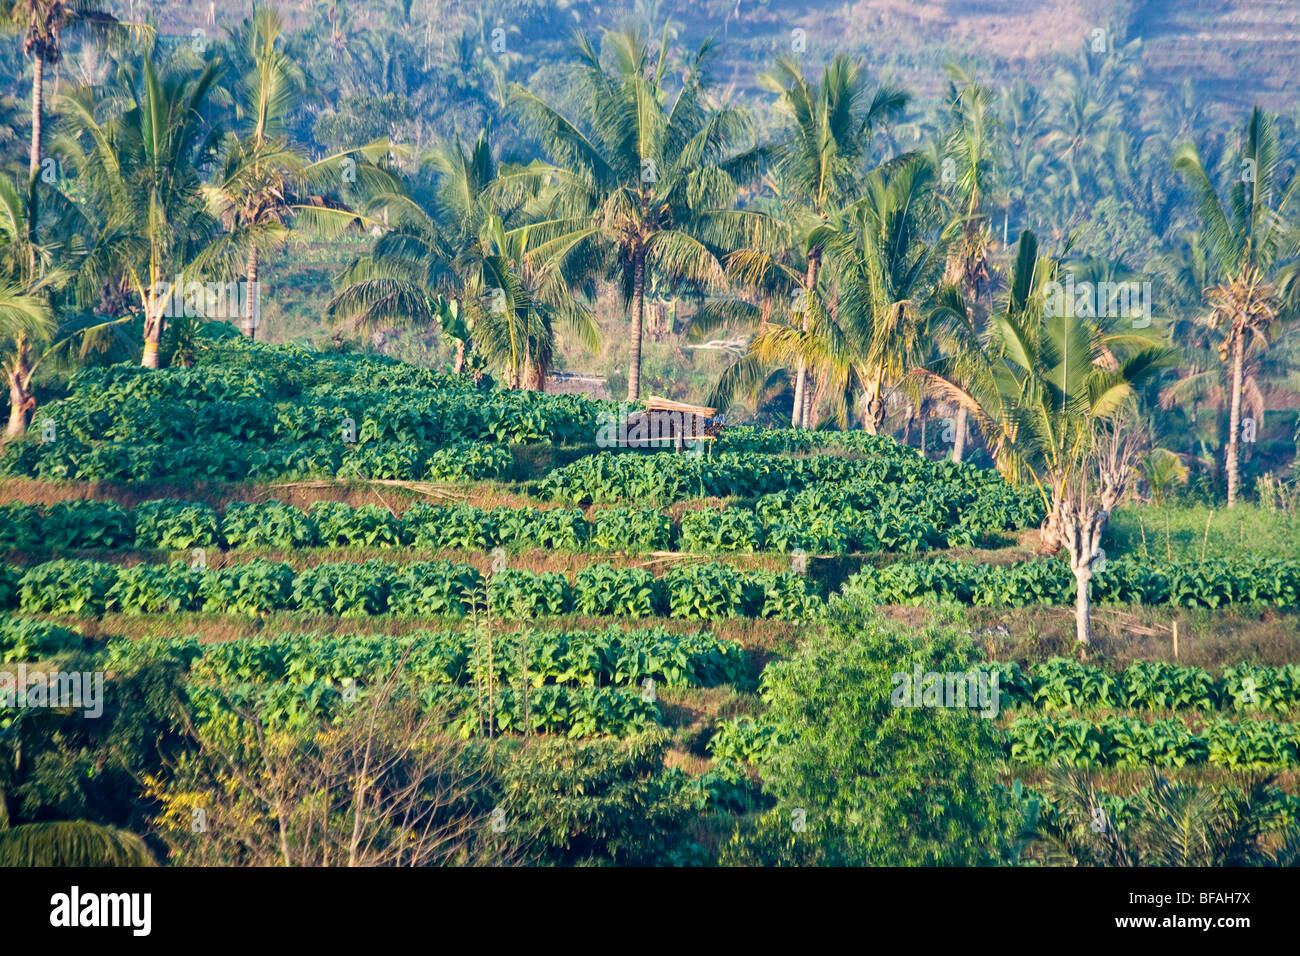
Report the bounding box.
[573,565,663,618]
[741,605,1020,865]
[426,442,513,482]
[222,501,317,550]
[133,499,221,550]
[110,563,204,614]
[43,500,133,550]
[388,562,483,616]
[308,502,401,548]
[589,508,675,552]
[18,560,119,615]
[495,731,695,865]
[487,569,571,618]
[291,561,394,617]
[679,508,764,553]
[200,559,295,615]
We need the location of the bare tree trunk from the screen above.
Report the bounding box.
[453,339,466,374]
[1072,566,1092,646]
[244,249,260,339]
[627,248,645,401]
[1060,428,1138,645]
[29,56,44,181]
[952,406,968,463]
[1226,323,1244,507]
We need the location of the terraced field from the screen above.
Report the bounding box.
[3,330,1298,866]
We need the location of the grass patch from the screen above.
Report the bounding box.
[1106,502,1300,562]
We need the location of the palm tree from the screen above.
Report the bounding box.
[0,173,54,440]
[504,23,762,401]
[923,233,1167,487]
[1000,79,1050,231]
[199,7,395,340]
[758,54,907,426]
[61,53,223,368]
[917,231,1172,642]
[1,0,146,180]
[0,787,154,866]
[737,156,950,433]
[329,128,597,387]
[1173,107,1299,506]
[1024,766,1300,867]
[938,65,1002,460]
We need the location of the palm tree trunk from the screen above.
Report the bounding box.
[4,338,33,442]
[1226,323,1244,507]
[952,406,968,462]
[453,339,466,374]
[142,287,164,369]
[862,374,886,434]
[244,249,260,339]
[29,56,44,181]
[791,359,805,427]
[792,251,820,428]
[627,248,645,401]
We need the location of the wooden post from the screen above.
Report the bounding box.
[1172,620,1179,660]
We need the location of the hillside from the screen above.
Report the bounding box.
[126,0,1298,113]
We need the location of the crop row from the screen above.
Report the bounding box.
[845,556,1300,608]
[0,436,515,484]
[15,334,613,448]
[0,616,87,662]
[0,559,821,620]
[105,625,746,737]
[995,657,1300,714]
[540,448,1040,514]
[706,710,1300,772]
[107,625,745,691]
[1007,715,1300,769]
[0,492,1032,557]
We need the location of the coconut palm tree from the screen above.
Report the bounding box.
[686,55,908,425]
[0,172,54,440]
[60,53,223,368]
[742,155,951,433]
[0,786,154,866]
[1173,107,1299,506]
[329,127,597,387]
[758,54,907,426]
[198,7,396,340]
[922,232,1169,487]
[917,231,1173,642]
[503,23,763,401]
[938,65,1002,460]
[1,0,147,180]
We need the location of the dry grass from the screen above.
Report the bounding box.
[1,543,816,579]
[0,476,562,514]
[883,603,1300,671]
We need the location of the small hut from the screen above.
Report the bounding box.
[622,396,725,453]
